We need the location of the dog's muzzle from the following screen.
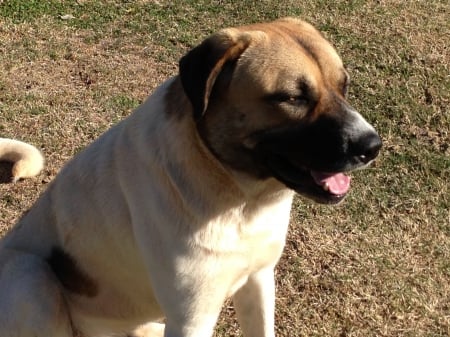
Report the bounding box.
[252,110,382,204]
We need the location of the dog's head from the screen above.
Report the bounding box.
[179,18,381,204]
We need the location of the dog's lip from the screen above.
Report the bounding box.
[263,155,351,204]
[294,170,350,204]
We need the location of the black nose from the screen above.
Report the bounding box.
[351,132,382,164]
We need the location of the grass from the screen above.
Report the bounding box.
[1,0,449,336]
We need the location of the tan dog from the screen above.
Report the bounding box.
[0,18,381,337]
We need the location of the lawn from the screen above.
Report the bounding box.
[0,1,449,336]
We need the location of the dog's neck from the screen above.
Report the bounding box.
[141,77,293,223]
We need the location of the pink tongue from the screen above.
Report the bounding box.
[311,171,351,195]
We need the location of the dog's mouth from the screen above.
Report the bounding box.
[311,171,350,196]
[264,155,352,204]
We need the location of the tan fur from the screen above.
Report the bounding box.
[0,18,380,337]
[0,138,44,182]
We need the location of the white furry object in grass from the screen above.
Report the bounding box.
[0,138,44,182]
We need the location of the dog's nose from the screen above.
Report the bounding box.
[351,132,382,164]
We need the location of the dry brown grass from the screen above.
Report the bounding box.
[1,1,449,336]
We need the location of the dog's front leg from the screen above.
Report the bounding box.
[146,261,229,337]
[233,267,276,337]
[161,291,225,337]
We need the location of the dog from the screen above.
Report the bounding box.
[0,18,381,337]
[0,138,44,182]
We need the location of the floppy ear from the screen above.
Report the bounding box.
[179,30,251,119]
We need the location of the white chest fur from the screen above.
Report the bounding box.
[180,190,294,296]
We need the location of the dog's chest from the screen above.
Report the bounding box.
[193,195,292,271]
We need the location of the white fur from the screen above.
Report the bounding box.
[0,138,44,182]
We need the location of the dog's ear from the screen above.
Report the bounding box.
[179,30,251,119]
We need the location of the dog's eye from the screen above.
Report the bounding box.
[286,96,308,106]
[269,93,308,107]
